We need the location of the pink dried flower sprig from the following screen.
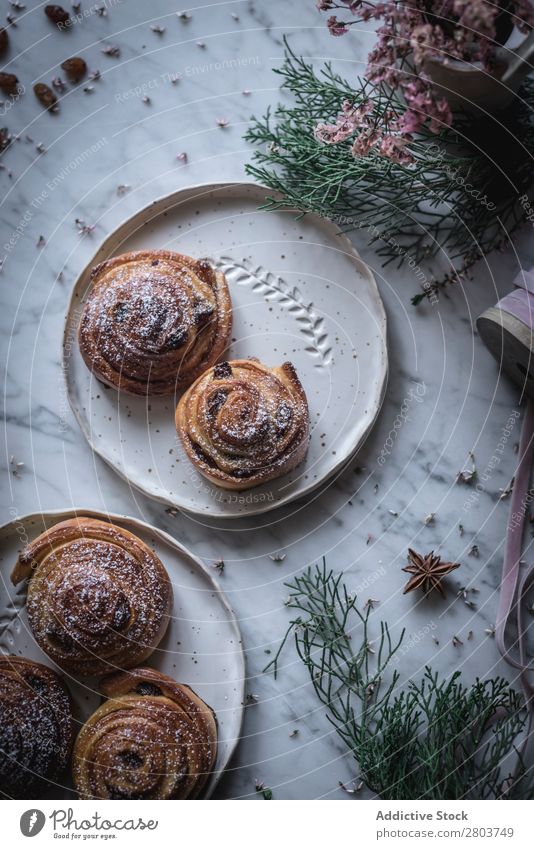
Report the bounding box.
[314,99,373,143]
[316,0,534,160]
[314,98,415,165]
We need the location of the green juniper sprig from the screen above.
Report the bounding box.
[245,42,534,303]
[266,561,533,799]
[266,561,404,734]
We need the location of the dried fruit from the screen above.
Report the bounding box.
[61,57,87,83]
[0,27,8,55]
[0,127,11,153]
[45,5,69,25]
[33,83,58,111]
[0,73,20,96]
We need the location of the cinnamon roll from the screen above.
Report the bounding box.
[0,656,73,798]
[72,667,217,799]
[78,250,232,396]
[176,358,310,490]
[11,518,173,676]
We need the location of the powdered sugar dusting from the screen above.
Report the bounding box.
[78,252,232,395]
[22,521,171,676]
[75,671,216,799]
[0,656,72,797]
[179,359,309,486]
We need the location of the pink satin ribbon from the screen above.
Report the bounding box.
[496,288,534,328]
[496,267,534,789]
[498,401,534,678]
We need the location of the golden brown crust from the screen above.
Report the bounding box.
[11,518,173,676]
[0,655,73,798]
[175,358,310,491]
[72,667,217,799]
[78,250,232,396]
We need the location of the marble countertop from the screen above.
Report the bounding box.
[1,0,533,800]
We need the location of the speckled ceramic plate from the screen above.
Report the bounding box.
[0,508,245,799]
[64,182,388,517]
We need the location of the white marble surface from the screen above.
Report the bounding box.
[1,0,534,800]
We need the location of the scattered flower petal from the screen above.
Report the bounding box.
[499,478,514,499]
[212,559,224,575]
[51,77,67,92]
[254,780,273,800]
[102,44,121,58]
[75,218,95,236]
[339,779,363,793]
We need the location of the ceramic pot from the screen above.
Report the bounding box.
[425,29,534,114]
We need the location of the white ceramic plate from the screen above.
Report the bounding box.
[64,182,388,517]
[0,509,245,799]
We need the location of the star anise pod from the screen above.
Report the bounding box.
[402,549,460,598]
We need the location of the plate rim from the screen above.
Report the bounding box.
[0,506,246,800]
[62,180,389,518]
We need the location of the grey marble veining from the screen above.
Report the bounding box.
[1,0,533,800]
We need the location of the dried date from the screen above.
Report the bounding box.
[61,57,87,83]
[33,83,58,111]
[45,5,70,25]
[0,28,8,55]
[0,73,20,96]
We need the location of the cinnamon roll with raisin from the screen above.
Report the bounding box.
[78,250,232,396]
[0,656,73,798]
[11,518,173,676]
[175,358,310,490]
[72,667,217,799]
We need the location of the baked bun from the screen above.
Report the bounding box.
[176,358,310,490]
[78,250,232,395]
[11,518,173,676]
[0,655,73,798]
[72,667,217,799]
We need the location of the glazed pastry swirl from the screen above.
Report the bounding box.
[176,359,310,490]
[11,518,173,676]
[78,250,232,396]
[0,656,73,798]
[73,668,217,799]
